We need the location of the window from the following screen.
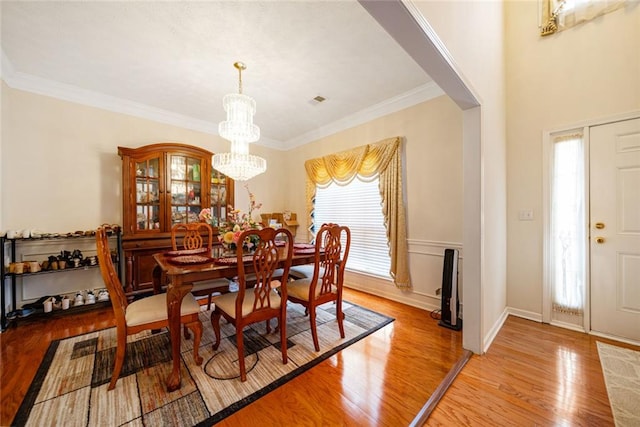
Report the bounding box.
[313,177,391,279]
[540,0,628,36]
[550,133,586,316]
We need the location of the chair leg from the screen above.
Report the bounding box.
[186,320,203,365]
[207,294,212,311]
[183,324,191,339]
[279,313,288,365]
[109,329,127,391]
[211,310,222,350]
[336,300,345,339]
[309,307,320,352]
[237,327,247,382]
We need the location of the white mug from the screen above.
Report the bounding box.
[44,299,53,313]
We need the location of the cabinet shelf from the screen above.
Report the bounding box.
[8,300,112,324]
[5,264,101,277]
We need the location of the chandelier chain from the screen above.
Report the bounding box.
[234,61,246,95]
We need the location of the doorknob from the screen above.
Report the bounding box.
[595,237,605,244]
[595,222,605,229]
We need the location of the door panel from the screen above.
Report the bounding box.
[590,118,640,342]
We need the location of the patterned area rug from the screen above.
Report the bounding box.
[597,342,640,427]
[13,301,393,426]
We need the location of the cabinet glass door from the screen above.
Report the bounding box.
[170,154,203,225]
[134,158,160,231]
[210,169,229,226]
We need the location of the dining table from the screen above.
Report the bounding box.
[152,243,318,392]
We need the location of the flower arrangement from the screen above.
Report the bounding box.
[199,185,263,252]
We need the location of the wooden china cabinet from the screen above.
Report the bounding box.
[118,143,234,295]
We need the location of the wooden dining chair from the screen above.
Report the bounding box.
[210,227,294,382]
[171,222,229,310]
[287,223,351,351]
[96,226,203,390]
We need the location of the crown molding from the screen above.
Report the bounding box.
[1,54,223,137]
[1,51,442,151]
[281,81,444,150]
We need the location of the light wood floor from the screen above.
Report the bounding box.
[1,288,636,426]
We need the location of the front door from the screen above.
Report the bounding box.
[590,118,640,342]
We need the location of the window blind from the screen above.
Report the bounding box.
[314,177,392,279]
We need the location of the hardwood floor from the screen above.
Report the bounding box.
[1,288,636,426]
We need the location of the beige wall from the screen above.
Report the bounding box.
[286,95,463,309]
[1,84,462,311]
[505,2,640,317]
[0,83,287,305]
[0,84,286,232]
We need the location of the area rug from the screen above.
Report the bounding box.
[13,301,393,426]
[597,341,640,427]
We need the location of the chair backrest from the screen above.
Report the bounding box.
[236,227,294,316]
[171,222,213,251]
[311,223,351,299]
[96,226,128,326]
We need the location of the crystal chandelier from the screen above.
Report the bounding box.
[212,61,267,181]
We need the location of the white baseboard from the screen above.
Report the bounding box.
[482,307,509,354]
[506,307,543,323]
[345,280,441,314]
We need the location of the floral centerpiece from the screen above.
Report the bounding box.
[199,185,263,253]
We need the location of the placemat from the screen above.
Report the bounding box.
[294,248,317,254]
[167,255,212,265]
[214,255,255,265]
[293,243,315,249]
[165,248,209,257]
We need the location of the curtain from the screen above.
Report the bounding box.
[304,137,411,289]
[541,0,630,36]
[551,133,585,315]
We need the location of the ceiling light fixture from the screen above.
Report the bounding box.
[212,61,267,181]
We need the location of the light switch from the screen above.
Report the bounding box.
[518,210,534,221]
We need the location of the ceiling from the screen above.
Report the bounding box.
[0,1,441,150]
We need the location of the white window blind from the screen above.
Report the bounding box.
[314,177,391,279]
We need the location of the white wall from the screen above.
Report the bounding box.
[505,1,640,319]
[412,0,508,351]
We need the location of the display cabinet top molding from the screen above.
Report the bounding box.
[118,142,213,157]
